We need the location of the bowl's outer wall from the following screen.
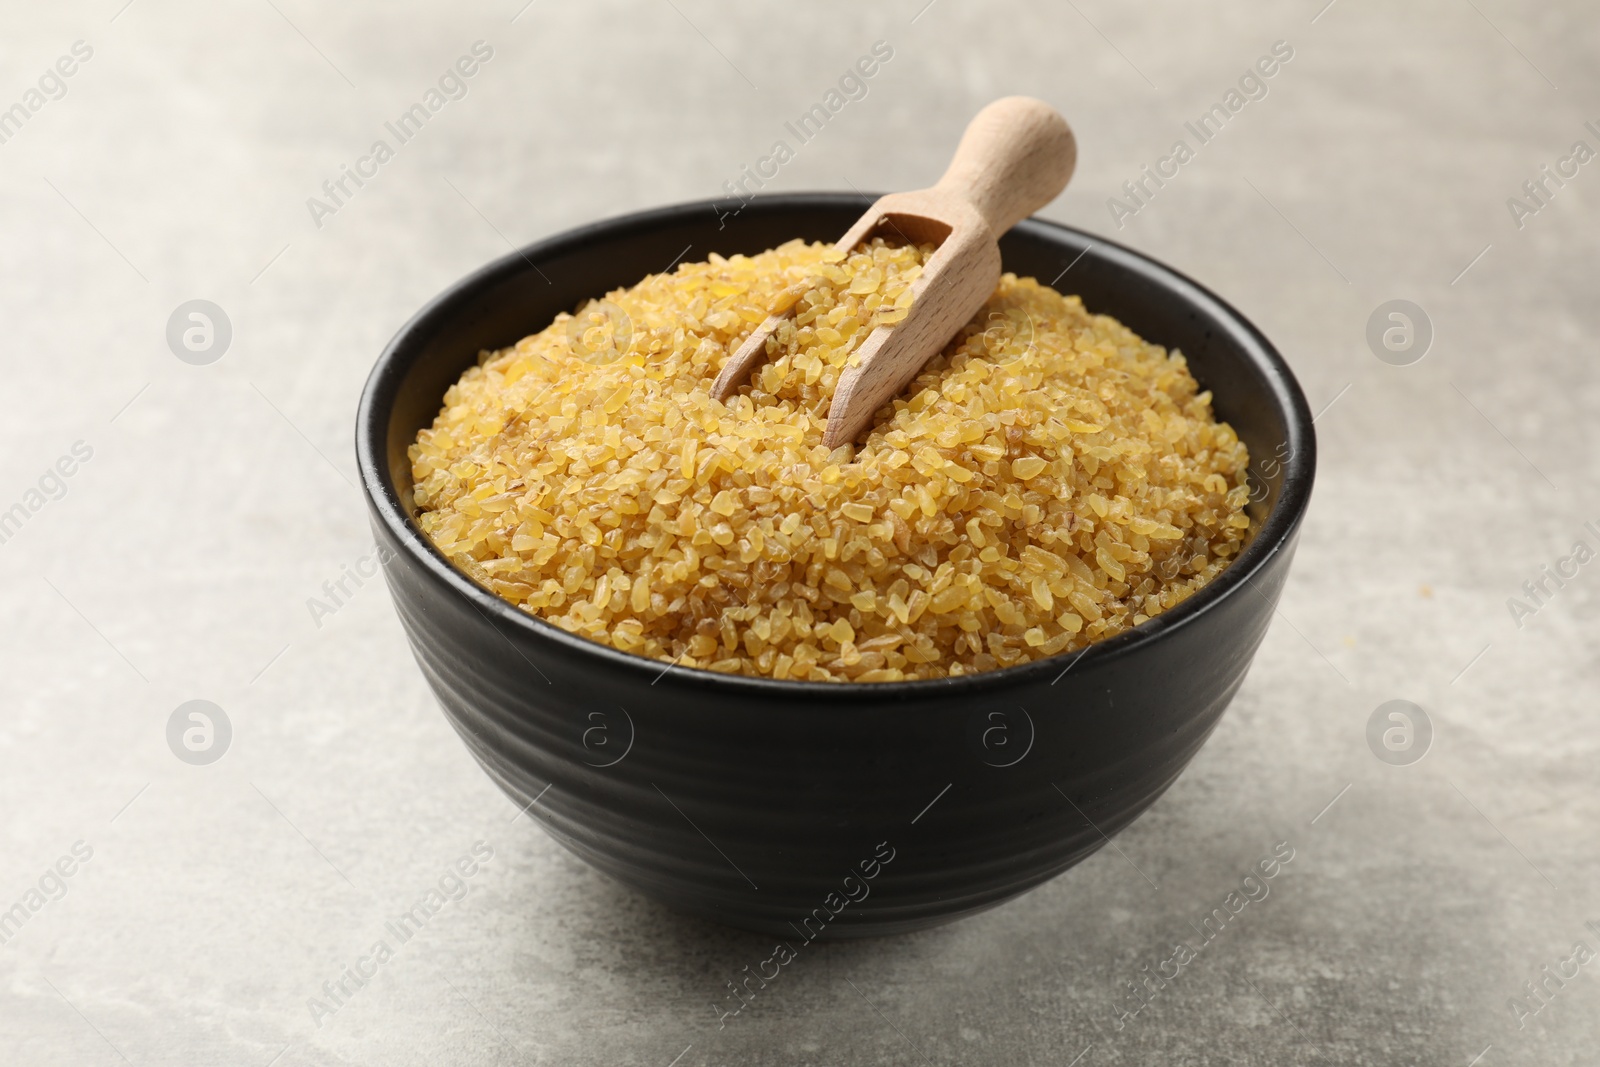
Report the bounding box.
[359,195,1314,938]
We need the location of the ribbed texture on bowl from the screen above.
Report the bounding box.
[357,195,1314,937]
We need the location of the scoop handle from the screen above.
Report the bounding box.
[933,96,1077,236]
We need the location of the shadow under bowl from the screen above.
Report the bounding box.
[355,193,1316,939]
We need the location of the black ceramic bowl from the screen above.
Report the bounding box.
[356,194,1314,939]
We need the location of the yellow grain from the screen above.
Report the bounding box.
[409,237,1252,681]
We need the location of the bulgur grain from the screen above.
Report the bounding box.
[409,238,1252,681]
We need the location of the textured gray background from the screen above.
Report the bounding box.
[2,1,1597,1064]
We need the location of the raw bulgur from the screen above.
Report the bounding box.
[409,238,1252,682]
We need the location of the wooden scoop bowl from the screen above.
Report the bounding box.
[710,96,1077,448]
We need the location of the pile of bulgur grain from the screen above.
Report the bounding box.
[409,238,1252,682]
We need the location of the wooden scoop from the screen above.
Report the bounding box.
[710,96,1077,448]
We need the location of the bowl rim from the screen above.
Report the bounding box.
[355,192,1316,704]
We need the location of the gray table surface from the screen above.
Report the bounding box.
[3,1,1597,1064]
